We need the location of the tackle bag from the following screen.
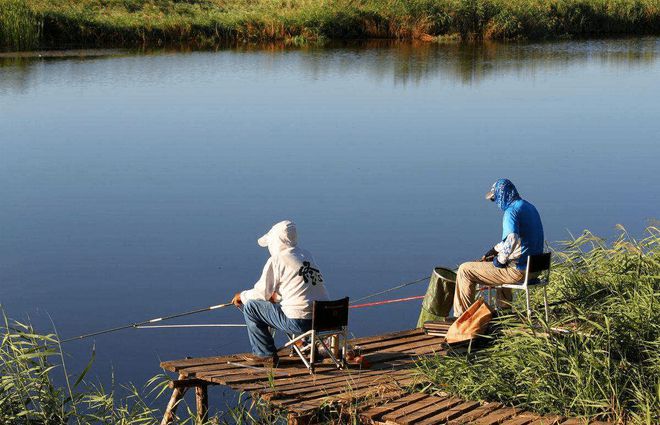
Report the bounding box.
[416,267,456,328]
[445,298,493,344]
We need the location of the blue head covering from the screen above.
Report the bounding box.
[489,178,521,211]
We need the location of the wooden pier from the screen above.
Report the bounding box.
[160,323,608,425]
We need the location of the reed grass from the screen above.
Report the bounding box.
[417,224,660,424]
[0,0,42,50]
[0,0,658,51]
[0,310,282,424]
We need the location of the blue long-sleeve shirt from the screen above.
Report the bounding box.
[493,199,544,271]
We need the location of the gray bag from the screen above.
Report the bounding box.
[417,267,456,328]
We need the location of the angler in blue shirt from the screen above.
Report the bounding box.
[453,179,544,316]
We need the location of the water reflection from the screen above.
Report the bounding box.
[1,38,658,93]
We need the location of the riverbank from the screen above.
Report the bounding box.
[418,225,660,424]
[1,0,659,51]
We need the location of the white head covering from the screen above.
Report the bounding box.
[257,220,297,256]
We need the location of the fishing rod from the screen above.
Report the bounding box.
[350,295,425,309]
[60,302,234,343]
[136,324,246,329]
[60,274,437,343]
[350,276,430,304]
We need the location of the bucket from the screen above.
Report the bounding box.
[416,267,457,328]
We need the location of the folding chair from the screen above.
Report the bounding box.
[284,297,349,374]
[485,253,551,321]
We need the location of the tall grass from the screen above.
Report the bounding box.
[2,0,659,51]
[417,224,660,424]
[0,0,42,50]
[0,311,280,424]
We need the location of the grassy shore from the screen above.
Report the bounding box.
[418,225,660,424]
[1,0,659,51]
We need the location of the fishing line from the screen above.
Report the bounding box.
[349,275,430,304]
[60,302,234,343]
[349,295,425,309]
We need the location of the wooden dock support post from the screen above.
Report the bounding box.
[161,373,188,425]
[195,383,208,423]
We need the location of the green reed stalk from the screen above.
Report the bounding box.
[0,0,42,51]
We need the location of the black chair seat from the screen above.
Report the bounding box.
[526,277,548,286]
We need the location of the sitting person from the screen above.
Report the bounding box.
[453,179,544,316]
[232,220,329,365]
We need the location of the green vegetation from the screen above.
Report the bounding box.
[0,311,281,424]
[0,0,659,51]
[0,0,41,50]
[417,225,660,424]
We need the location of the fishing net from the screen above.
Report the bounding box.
[417,267,456,327]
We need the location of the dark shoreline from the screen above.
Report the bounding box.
[2,0,660,52]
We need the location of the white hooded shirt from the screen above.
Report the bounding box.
[240,220,329,320]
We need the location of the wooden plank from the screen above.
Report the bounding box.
[167,378,211,389]
[359,392,430,423]
[161,354,241,371]
[382,395,459,423]
[160,329,423,371]
[351,328,425,346]
[500,414,542,425]
[446,402,503,425]
[257,362,413,396]
[264,370,412,402]
[274,370,414,406]
[528,416,565,425]
[289,376,418,414]
[349,390,410,423]
[356,334,437,353]
[378,338,444,354]
[393,397,466,424]
[472,407,519,425]
[415,400,482,425]
[233,363,408,392]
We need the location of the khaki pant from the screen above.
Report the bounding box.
[453,261,524,317]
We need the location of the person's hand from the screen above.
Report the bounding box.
[268,292,278,303]
[481,247,498,262]
[231,292,242,307]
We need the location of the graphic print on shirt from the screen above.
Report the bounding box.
[298,261,323,286]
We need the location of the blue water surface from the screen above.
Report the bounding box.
[1,39,659,398]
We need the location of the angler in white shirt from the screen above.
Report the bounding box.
[231,220,329,365]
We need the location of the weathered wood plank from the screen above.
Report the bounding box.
[382,395,457,423]
[446,402,504,425]
[289,376,418,414]
[499,413,542,425]
[356,334,437,353]
[472,407,519,425]
[391,396,464,424]
[414,400,482,425]
[257,362,414,397]
[275,370,414,406]
[359,392,430,423]
[528,416,565,425]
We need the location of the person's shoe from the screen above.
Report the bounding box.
[240,353,279,367]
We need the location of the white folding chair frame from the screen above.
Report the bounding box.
[484,254,550,321]
[285,327,348,374]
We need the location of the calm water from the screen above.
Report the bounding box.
[1,39,659,394]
